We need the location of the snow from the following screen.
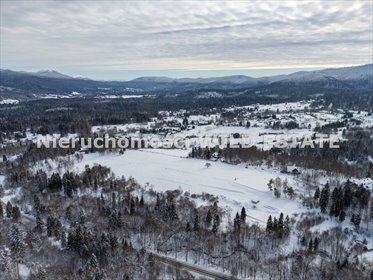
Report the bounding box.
[0,99,19,105]
[0,175,5,186]
[96,95,145,99]
[19,263,30,279]
[279,64,373,82]
[350,177,373,190]
[251,100,312,112]
[74,149,301,225]
[1,187,22,204]
[195,91,223,99]
[89,99,362,152]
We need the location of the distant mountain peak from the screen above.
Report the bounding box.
[26,69,73,79]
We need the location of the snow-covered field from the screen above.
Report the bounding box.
[0,99,19,105]
[73,149,301,225]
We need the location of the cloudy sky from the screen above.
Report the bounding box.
[1,0,372,80]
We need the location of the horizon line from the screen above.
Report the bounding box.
[1,62,371,81]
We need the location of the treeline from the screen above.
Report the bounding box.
[311,181,371,226]
[0,98,153,135]
[2,88,372,136]
[189,128,373,177]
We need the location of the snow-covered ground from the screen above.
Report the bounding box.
[73,149,302,225]
[0,175,5,186]
[19,264,30,279]
[0,99,19,105]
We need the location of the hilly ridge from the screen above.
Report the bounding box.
[0,64,372,100]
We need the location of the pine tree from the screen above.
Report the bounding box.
[319,183,330,213]
[130,198,135,214]
[351,213,361,228]
[186,222,191,232]
[116,211,123,229]
[8,224,26,279]
[284,215,291,236]
[330,187,343,217]
[122,239,129,251]
[48,173,62,192]
[6,201,12,218]
[54,219,62,240]
[267,179,274,191]
[79,210,85,225]
[205,209,212,227]
[36,212,44,233]
[212,214,220,233]
[67,232,75,250]
[168,203,178,220]
[273,218,278,233]
[111,193,117,210]
[266,215,273,233]
[85,253,100,280]
[66,206,74,222]
[240,207,247,225]
[286,186,295,199]
[193,214,200,232]
[61,231,67,248]
[313,237,319,251]
[64,183,73,198]
[47,216,54,237]
[33,195,41,212]
[233,212,241,233]
[109,234,118,251]
[12,206,21,222]
[278,213,284,238]
[343,186,353,208]
[300,235,306,246]
[314,187,320,200]
[89,253,99,269]
[308,239,313,252]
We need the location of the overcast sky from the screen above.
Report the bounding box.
[1,0,372,80]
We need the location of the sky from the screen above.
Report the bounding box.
[0,0,372,80]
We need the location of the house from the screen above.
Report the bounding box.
[286,165,301,175]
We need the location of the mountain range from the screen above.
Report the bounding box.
[0,64,372,100]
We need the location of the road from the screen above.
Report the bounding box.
[151,253,237,280]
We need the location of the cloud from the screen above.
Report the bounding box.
[0,0,372,77]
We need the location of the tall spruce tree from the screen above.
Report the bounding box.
[6,201,12,218]
[193,214,200,232]
[205,209,212,227]
[284,215,291,236]
[266,215,273,233]
[212,214,220,233]
[314,187,320,200]
[9,224,26,279]
[240,207,247,225]
[278,213,284,238]
[319,183,330,213]
[12,206,21,222]
[233,212,241,233]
